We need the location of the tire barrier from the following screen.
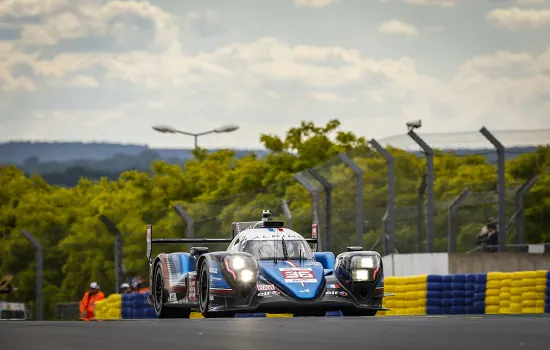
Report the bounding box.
[485,270,548,315]
[94,294,122,320]
[379,275,427,316]
[378,270,549,316]
[121,291,156,319]
[91,270,549,319]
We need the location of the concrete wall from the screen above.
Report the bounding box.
[382,253,449,276]
[448,253,550,274]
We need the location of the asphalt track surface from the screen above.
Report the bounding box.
[1,316,549,350]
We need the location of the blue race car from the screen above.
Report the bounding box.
[145,210,387,318]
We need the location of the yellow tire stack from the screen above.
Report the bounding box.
[484,272,506,314]
[95,294,122,320]
[379,275,426,316]
[93,299,109,320]
[484,270,547,315]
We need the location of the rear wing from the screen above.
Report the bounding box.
[146,220,319,263]
[146,224,232,263]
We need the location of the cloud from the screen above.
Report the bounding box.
[6,0,179,51]
[515,0,547,4]
[68,75,99,88]
[185,9,225,37]
[378,20,418,37]
[487,7,550,29]
[403,0,455,7]
[1,0,550,148]
[294,0,336,8]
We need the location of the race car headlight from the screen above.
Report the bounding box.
[240,269,254,282]
[231,256,246,270]
[352,269,370,281]
[351,255,378,269]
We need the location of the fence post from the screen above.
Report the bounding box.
[369,139,396,254]
[281,199,293,229]
[307,168,333,252]
[22,229,43,321]
[294,171,321,250]
[99,215,123,292]
[448,188,471,252]
[408,130,435,253]
[173,204,195,238]
[337,152,364,248]
[417,175,426,253]
[515,175,538,246]
[480,127,506,252]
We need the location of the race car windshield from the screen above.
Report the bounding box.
[243,240,314,261]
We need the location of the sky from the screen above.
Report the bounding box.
[0,0,550,150]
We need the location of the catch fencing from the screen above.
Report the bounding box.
[173,127,550,257]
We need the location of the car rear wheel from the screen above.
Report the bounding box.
[153,263,190,318]
[198,260,236,318]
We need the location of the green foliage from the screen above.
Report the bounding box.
[1,120,549,319]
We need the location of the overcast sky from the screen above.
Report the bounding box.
[1,0,549,150]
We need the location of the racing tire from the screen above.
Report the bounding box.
[152,263,191,319]
[341,308,377,317]
[198,259,236,318]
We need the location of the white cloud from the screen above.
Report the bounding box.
[294,0,336,7]
[403,0,455,7]
[69,75,99,88]
[13,0,179,51]
[1,0,550,149]
[378,20,418,37]
[515,0,546,4]
[487,7,550,29]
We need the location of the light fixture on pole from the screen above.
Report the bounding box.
[152,124,240,149]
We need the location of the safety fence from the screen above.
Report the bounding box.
[87,269,549,320]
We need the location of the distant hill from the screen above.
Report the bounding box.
[0,141,269,165]
[0,141,538,187]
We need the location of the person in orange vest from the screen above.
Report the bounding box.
[79,282,105,321]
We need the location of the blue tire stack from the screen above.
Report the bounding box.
[121,293,133,319]
[470,274,486,314]
[426,274,445,315]
[545,271,550,314]
[425,273,486,315]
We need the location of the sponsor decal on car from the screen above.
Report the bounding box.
[338,291,348,297]
[257,283,276,291]
[188,277,197,301]
[209,294,214,301]
[210,276,222,282]
[272,291,280,295]
[279,268,317,283]
[299,289,310,293]
[169,293,177,302]
[257,291,273,297]
[209,267,217,273]
[326,290,338,295]
[328,284,340,289]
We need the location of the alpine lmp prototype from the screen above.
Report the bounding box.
[145,210,388,318]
